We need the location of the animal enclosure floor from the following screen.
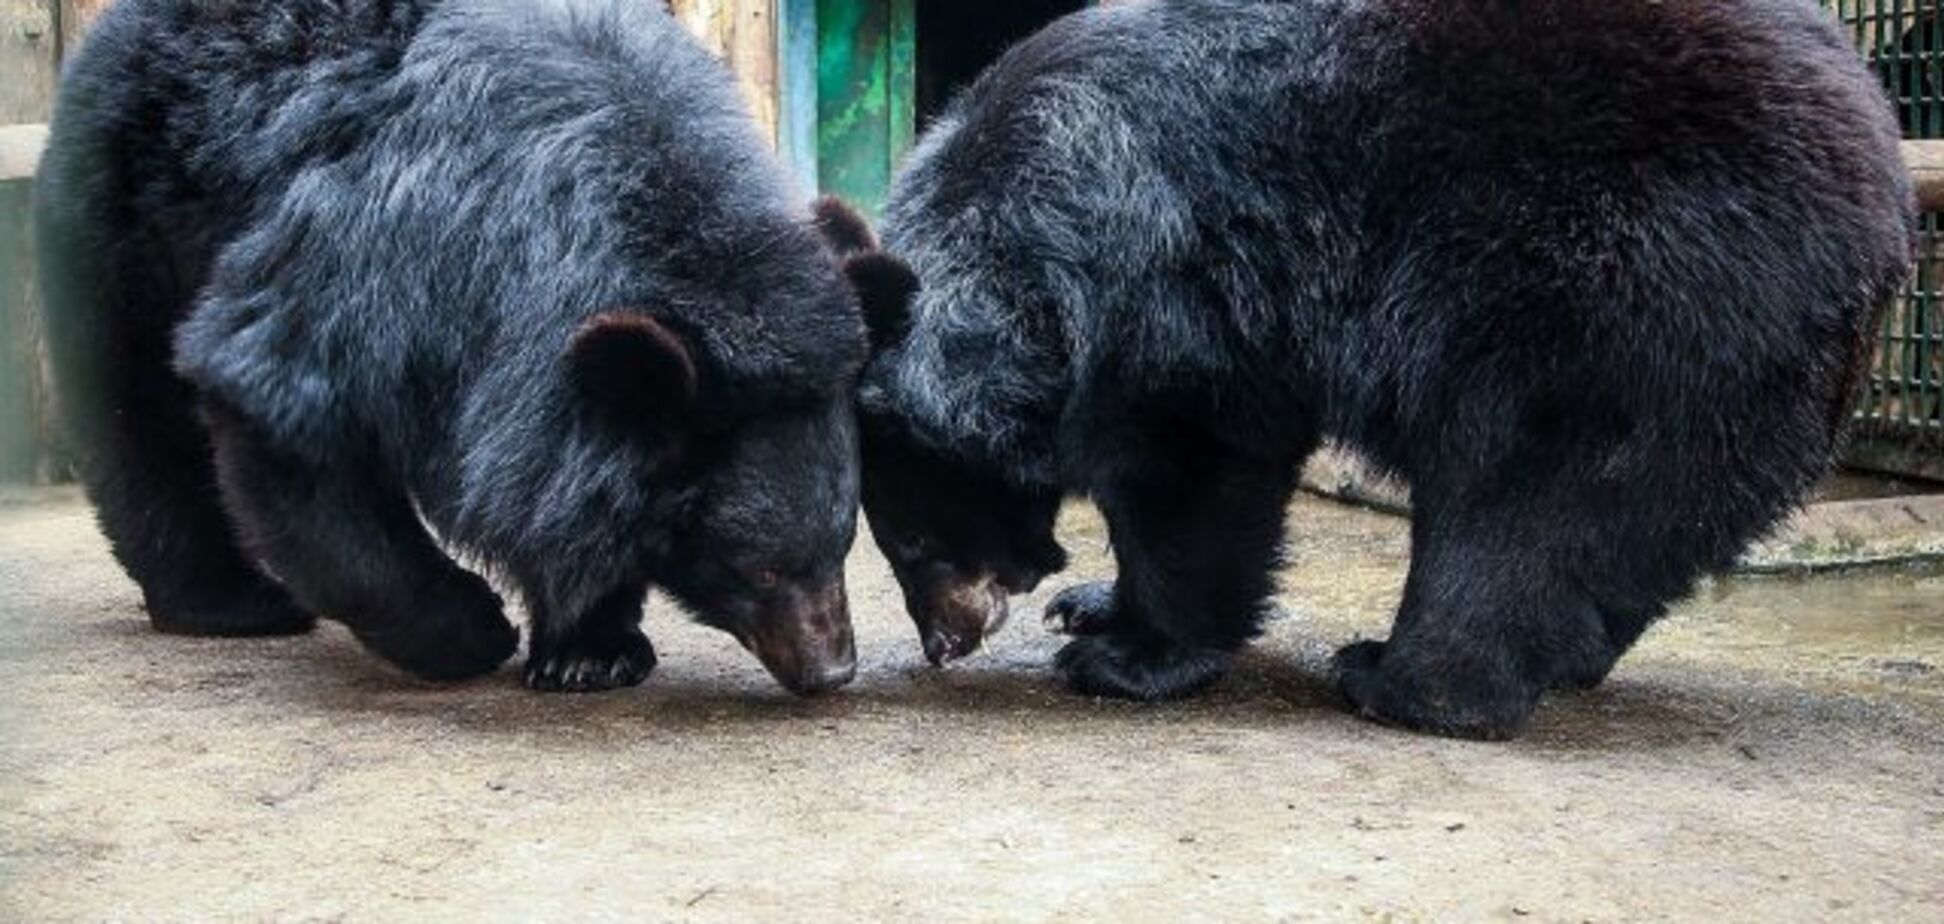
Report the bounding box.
[1,488,1940,921]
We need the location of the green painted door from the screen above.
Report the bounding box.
[814,0,914,213]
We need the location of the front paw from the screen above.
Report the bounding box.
[1332,639,1539,740]
[525,627,657,693]
[1043,581,1119,636]
[355,572,518,682]
[1055,631,1232,701]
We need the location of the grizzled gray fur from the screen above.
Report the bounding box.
[37,0,866,694]
[848,0,1916,737]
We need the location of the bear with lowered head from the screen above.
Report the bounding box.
[842,0,1915,737]
[37,0,869,695]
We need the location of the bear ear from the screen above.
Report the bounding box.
[567,312,698,416]
[843,252,919,352]
[811,196,879,258]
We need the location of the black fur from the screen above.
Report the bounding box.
[811,195,880,258]
[37,0,867,695]
[854,0,1916,737]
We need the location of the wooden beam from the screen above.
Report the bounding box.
[1902,140,1944,213]
[727,0,778,143]
[669,0,779,143]
[8,120,1944,213]
[1847,435,1944,484]
[0,123,48,182]
[57,0,113,63]
[2,0,60,123]
[2,167,54,482]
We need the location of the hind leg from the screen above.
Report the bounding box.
[1050,442,1297,702]
[38,185,309,637]
[78,361,314,637]
[1551,603,1663,692]
[203,405,517,681]
[1332,491,1665,739]
[524,583,657,693]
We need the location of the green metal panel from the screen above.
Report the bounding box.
[1827,0,1944,138]
[888,0,916,164]
[1824,1,1944,462]
[815,0,914,212]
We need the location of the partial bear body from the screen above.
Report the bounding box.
[851,0,1916,735]
[37,0,867,694]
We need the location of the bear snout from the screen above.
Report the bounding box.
[915,573,1010,667]
[744,583,857,696]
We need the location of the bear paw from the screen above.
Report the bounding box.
[1043,582,1120,636]
[353,572,518,682]
[146,581,318,638]
[1055,631,1231,701]
[524,627,657,694]
[1332,639,1540,740]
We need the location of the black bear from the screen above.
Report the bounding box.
[36,0,868,695]
[845,0,1916,737]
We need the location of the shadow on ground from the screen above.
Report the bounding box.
[2,489,1939,920]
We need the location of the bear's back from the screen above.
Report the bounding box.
[869,0,1913,488]
[158,0,835,461]
[1341,0,1912,455]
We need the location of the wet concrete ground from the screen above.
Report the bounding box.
[1,487,1940,921]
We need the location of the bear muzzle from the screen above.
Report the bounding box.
[912,571,1011,667]
[739,582,857,696]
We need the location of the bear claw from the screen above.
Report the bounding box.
[1043,582,1119,636]
[525,628,657,693]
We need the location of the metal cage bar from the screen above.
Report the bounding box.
[1826,0,1944,462]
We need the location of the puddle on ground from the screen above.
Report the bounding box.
[1685,564,1944,652]
[1051,495,1944,682]
[1811,471,1944,503]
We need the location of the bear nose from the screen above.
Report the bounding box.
[792,654,858,696]
[744,581,857,696]
[913,571,1009,666]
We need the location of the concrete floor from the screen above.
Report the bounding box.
[1,487,1940,921]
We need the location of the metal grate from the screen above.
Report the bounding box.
[1827,1,1944,465]
[1863,213,1944,449]
[1829,0,1944,137]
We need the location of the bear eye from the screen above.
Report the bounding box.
[750,569,781,590]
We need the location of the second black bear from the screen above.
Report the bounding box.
[37,0,868,695]
[846,0,1915,736]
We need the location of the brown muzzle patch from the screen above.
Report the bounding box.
[743,582,857,696]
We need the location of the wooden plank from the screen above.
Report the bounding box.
[670,0,779,143]
[2,85,1940,216]
[3,0,60,124]
[0,0,62,485]
[1299,447,1412,516]
[0,122,47,182]
[0,179,53,483]
[57,0,112,62]
[1847,436,1944,483]
[1903,140,1944,213]
[726,0,777,142]
[1741,491,1944,573]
